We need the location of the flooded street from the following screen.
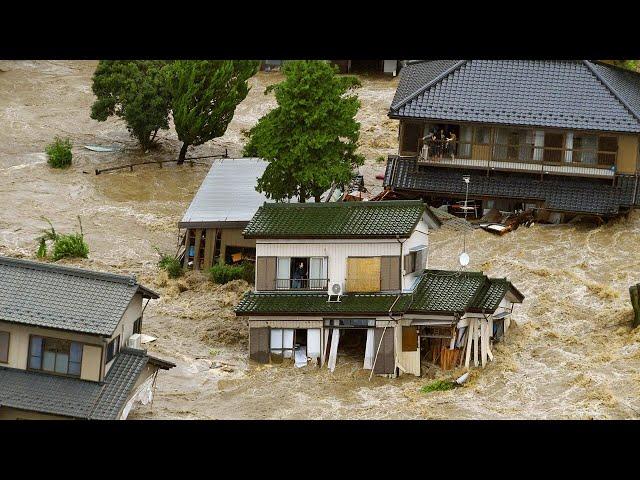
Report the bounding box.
[2,60,640,419]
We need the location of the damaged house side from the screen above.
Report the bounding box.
[235,200,524,377]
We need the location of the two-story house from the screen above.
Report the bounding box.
[235,200,524,377]
[0,256,174,420]
[384,60,640,220]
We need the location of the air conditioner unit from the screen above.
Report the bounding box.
[127,333,142,350]
[327,282,342,302]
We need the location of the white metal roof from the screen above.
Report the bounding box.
[179,158,272,229]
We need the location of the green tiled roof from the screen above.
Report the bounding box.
[243,200,425,239]
[235,291,413,316]
[408,270,487,314]
[235,269,523,317]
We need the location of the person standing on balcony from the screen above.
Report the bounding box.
[292,261,305,289]
[446,131,457,159]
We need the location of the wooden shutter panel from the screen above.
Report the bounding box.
[380,256,400,291]
[249,327,270,363]
[373,328,395,374]
[256,257,276,290]
[402,326,418,352]
[404,253,415,273]
[347,257,381,292]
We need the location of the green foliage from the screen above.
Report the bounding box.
[36,216,89,261]
[208,261,254,285]
[45,137,73,169]
[52,233,89,261]
[243,60,365,202]
[166,60,259,162]
[420,379,457,393]
[376,155,386,164]
[157,252,183,279]
[609,60,640,72]
[91,61,172,150]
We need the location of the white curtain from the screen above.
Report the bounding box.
[307,329,321,358]
[459,125,472,158]
[276,257,290,289]
[533,131,545,161]
[309,257,327,289]
[564,132,574,163]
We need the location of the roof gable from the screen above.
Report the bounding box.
[243,200,426,239]
[0,256,158,336]
[390,60,640,133]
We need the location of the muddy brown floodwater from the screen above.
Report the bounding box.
[2,60,640,419]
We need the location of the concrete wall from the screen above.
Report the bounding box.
[616,134,639,174]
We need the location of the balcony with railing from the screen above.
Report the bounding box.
[417,138,617,179]
[275,278,329,291]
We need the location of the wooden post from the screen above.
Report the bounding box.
[464,319,474,369]
[473,319,479,367]
[182,229,191,268]
[203,228,214,270]
[193,228,202,270]
[480,320,487,368]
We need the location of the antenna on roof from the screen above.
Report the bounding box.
[460,175,471,269]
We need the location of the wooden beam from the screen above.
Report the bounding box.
[203,228,214,270]
[464,319,474,369]
[193,228,202,270]
[182,229,191,268]
[473,320,479,367]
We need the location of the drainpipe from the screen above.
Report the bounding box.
[396,235,407,292]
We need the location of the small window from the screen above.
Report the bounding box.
[133,317,142,335]
[0,331,9,363]
[404,246,427,274]
[474,127,491,145]
[105,335,120,364]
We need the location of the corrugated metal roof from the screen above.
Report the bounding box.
[179,158,274,229]
[389,60,640,133]
[0,256,158,336]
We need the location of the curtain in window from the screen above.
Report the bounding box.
[309,257,327,289]
[533,131,545,161]
[276,257,290,289]
[564,132,574,163]
[519,131,533,161]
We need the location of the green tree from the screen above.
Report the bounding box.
[243,60,364,202]
[91,61,172,150]
[603,60,640,72]
[167,60,259,164]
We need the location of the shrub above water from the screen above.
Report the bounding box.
[158,253,183,279]
[52,233,89,261]
[46,136,73,169]
[209,261,254,285]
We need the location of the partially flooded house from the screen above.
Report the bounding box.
[235,200,524,376]
[179,158,272,269]
[0,256,174,420]
[384,60,640,220]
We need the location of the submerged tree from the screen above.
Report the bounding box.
[167,60,259,163]
[91,60,172,150]
[243,60,364,203]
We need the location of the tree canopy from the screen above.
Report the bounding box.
[167,60,259,163]
[90,61,172,150]
[243,60,364,202]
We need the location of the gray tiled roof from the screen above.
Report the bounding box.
[0,256,159,336]
[390,60,640,133]
[384,157,640,215]
[0,349,153,419]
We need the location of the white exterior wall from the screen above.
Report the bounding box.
[255,213,429,293]
[400,217,429,290]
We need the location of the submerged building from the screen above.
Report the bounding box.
[384,60,640,219]
[235,200,523,376]
[0,256,174,420]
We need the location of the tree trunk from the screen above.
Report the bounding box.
[314,194,321,203]
[177,143,189,164]
[299,187,306,203]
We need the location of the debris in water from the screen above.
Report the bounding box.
[84,145,121,152]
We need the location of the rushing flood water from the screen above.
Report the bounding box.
[2,60,640,419]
